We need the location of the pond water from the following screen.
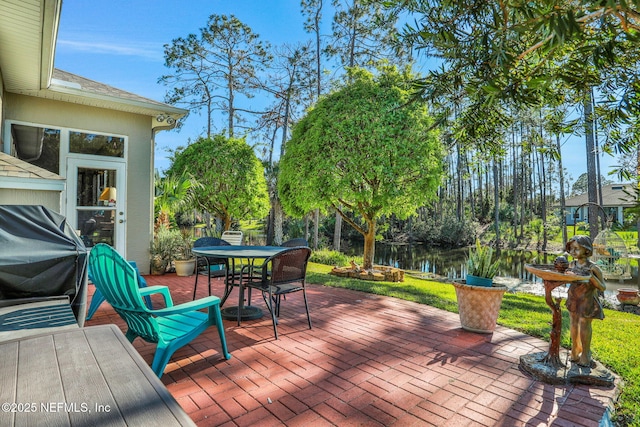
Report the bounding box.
[345,242,640,304]
[346,242,553,280]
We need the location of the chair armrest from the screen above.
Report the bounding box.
[240,264,253,275]
[139,286,174,307]
[151,295,221,316]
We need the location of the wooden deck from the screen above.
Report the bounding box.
[0,325,194,426]
[0,298,78,342]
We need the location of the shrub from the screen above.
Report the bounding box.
[412,215,479,247]
[310,249,357,267]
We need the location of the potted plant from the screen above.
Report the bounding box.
[150,228,182,275]
[173,230,195,277]
[452,239,507,333]
[466,239,500,286]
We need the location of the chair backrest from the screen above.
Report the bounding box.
[193,237,230,248]
[88,244,160,342]
[194,237,230,265]
[221,230,243,246]
[281,238,309,248]
[265,247,311,285]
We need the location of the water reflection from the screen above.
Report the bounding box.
[346,242,639,285]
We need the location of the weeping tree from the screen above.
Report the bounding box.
[278,65,444,270]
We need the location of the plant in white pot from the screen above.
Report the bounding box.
[173,230,195,277]
[453,240,507,333]
[150,228,182,275]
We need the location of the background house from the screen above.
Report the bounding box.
[564,183,637,227]
[0,0,186,273]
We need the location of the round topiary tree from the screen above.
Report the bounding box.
[279,65,445,270]
[168,134,270,230]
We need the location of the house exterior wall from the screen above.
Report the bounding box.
[4,92,154,273]
[0,70,4,149]
[566,205,625,226]
[0,188,60,211]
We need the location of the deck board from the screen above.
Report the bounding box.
[0,299,78,342]
[0,341,18,427]
[15,334,69,426]
[85,326,189,426]
[0,325,194,426]
[54,329,125,426]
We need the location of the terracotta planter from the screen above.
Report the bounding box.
[616,288,640,305]
[453,281,507,333]
[174,259,196,277]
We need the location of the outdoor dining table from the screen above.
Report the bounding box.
[0,324,195,426]
[191,245,286,324]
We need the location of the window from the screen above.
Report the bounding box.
[69,131,124,158]
[7,123,126,174]
[11,124,60,174]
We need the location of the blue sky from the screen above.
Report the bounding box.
[54,0,620,185]
[55,0,315,173]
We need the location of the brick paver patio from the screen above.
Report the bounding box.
[86,273,620,426]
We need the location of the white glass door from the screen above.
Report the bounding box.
[66,158,126,255]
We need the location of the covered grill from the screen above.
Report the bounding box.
[0,205,88,326]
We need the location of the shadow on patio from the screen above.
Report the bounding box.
[86,273,620,426]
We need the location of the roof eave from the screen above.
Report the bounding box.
[14,84,187,119]
[40,0,61,89]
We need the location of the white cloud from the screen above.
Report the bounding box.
[57,39,163,61]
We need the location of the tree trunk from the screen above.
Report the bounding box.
[477,163,483,220]
[313,208,320,250]
[456,144,463,219]
[534,136,547,251]
[333,211,342,251]
[466,153,475,217]
[557,134,568,246]
[593,87,604,212]
[541,152,548,251]
[266,210,274,245]
[637,145,640,249]
[273,199,284,245]
[493,160,500,246]
[362,221,376,270]
[519,148,526,239]
[584,90,599,238]
[511,126,519,242]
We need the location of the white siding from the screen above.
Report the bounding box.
[0,188,61,212]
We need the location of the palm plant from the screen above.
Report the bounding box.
[154,170,200,231]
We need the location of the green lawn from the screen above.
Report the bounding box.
[307,262,640,426]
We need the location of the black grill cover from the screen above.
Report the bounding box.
[0,205,88,326]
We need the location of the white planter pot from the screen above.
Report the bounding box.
[174,259,196,277]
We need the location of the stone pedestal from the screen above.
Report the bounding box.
[520,351,616,387]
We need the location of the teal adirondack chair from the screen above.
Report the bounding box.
[88,243,231,377]
[86,261,152,320]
